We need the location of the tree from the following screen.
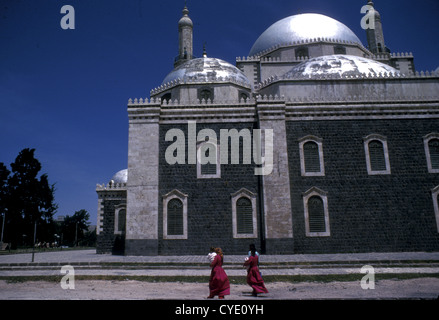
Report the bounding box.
[6,148,57,248]
[61,209,90,247]
[0,163,10,243]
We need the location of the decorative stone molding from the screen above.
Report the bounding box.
[231,188,258,239]
[423,133,439,173]
[363,134,391,175]
[302,187,330,237]
[162,189,188,240]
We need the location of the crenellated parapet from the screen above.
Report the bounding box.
[244,37,369,59]
[96,182,127,191]
[255,69,439,91]
[150,75,252,97]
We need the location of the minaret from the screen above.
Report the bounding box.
[366,1,389,54]
[175,5,193,67]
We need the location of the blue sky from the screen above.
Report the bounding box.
[1,0,438,226]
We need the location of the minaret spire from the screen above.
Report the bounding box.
[365,1,389,54]
[175,4,194,67]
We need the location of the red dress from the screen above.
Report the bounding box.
[244,255,268,294]
[209,255,230,297]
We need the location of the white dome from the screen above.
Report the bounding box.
[110,169,127,184]
[283,55,399,78]
[249,13,362,56]
[162,57,251,88]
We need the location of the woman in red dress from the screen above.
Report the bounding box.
[208,247,230,299]
[244,245,268,296]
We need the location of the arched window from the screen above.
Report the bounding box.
[236,197,253,235]
[334,46,346,55]
[199,88,213,102]
[231,188,257,238]
[197,141,221,179]
[431,186,439,232]
[162,190,188,239]
[307,196,326,233]
[364,134,391,175]
[424,134,439,173]
[161,93,172,103]
[303,187,330,237]
[299,136,325,176]
[295,47,309,59]
[429,139,439,169]
[114,205,126,235]
[200,147,217,175]
[304,141,321,173]
[167,199,183,236]
[368,140,386,171]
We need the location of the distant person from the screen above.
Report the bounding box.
[244,244,268,297]
[207,247,230,299]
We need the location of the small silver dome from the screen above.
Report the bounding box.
[249,13,362,56]
[283,55,399,78]
[161,57,251,88]
[110,169,127,184]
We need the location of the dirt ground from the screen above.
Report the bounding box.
[1,278,439,300]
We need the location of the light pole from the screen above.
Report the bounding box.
[0,212,5,244]
[31,221,36,263]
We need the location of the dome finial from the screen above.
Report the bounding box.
[203,42,207,58]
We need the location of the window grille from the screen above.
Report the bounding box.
[429,139,439,170]
[236,197,253,234]
[307,196,326,233]
[167,198,184,236]
[303,141,321,173]
[118,209,126,233]
[368,140,387,171]
[200,148,217,175]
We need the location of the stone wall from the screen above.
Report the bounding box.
[286,118,439,253]
[158,122,263,255]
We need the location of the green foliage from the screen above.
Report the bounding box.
[1,148,58,248]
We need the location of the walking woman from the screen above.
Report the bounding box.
[244,244,268,297]
[208,247,230,299]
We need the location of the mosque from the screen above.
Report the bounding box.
[96,2,439,255]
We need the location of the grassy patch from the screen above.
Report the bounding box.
[1,273,438,284]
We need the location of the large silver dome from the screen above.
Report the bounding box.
[162,57,251,88]
[283,55,399,78]
[249,13,362,56]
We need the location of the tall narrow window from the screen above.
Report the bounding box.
[431,186,439,233]
[369,141,386,171]
[231,188,257,238]
[299,136,325,176]
[167,199,183,236]
[197,141,221,179]
[114,205,126,235]
[303,187,330,237]
[429,139,439,169]
[364,134,391,175]
[236,197,253,234]
[307,196,326,233]
[424,133,439,173]
[304,142,321,173]
[163,190,188,239]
